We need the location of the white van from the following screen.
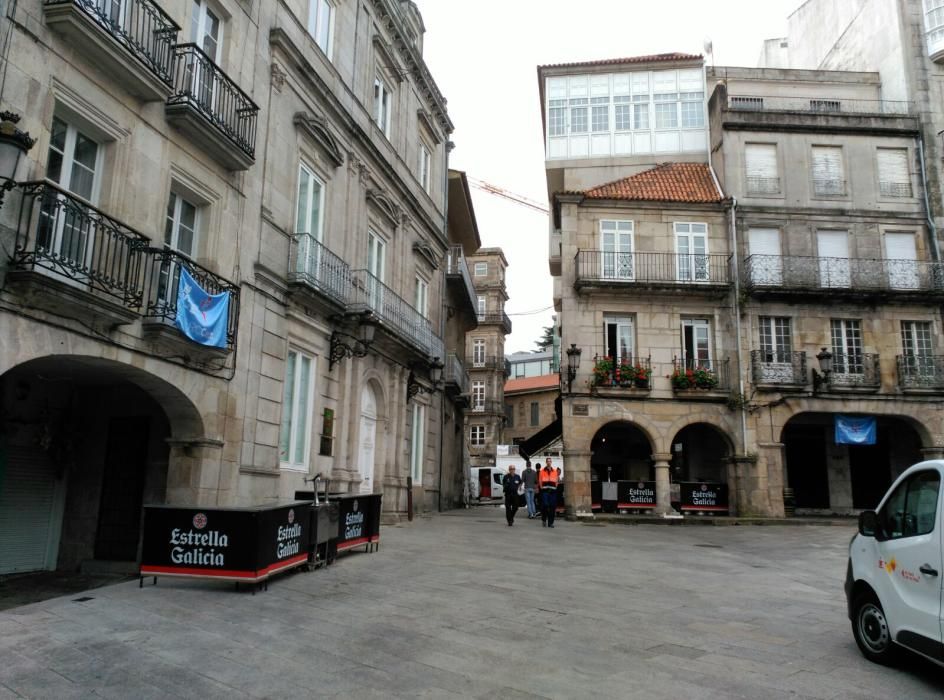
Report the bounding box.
[845,460,943,667]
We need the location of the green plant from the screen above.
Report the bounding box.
[670,366,717,390]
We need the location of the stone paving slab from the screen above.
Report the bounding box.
[1,508,942,699]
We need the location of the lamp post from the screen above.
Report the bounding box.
[0,111,36,209]
[565,343,581,393]
[407,357,444,402]
[812,347,833,393]
[328,311,377,370]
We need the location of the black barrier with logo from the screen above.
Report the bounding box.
[254,503,310,578]
[679,482,729,513]
[617,480,657,509]
[332,494,382,552]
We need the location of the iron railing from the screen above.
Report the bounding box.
[477,311,512,334]
[671,357,730,391]
[575,251,732,286]
[168,43,259,160]
[443,352,469,394]
[9,180,150,306]
[727,95,912,116]
[590,352,652,388]
[446,245,477,311]
[142,248,240,348]
[470,399,505,414]
[828,353,881,388]
[879,181,913,198]
[288,233,352,308]
[746,176,781,194]
[45,0,180,85]
[467,355,505,371]
[897,355,944,389]
[813,178,846,196]
[750,350,808,386]
[349,269,441,359]
[743,254,944,293]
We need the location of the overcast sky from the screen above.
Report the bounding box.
[420,0,800,354]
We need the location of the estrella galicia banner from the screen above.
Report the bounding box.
[334,495,382,552]
[255,503,311,578]
[835,415,877,445]
[679,482,729,513]
[175,266,230,348]
[617,480,657,509]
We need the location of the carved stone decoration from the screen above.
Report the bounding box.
[412,241,440,269]
[293,112,345,168]
[270,63,286,92]
[366,188,401,228]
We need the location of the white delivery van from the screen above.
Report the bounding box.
[845,460,943,667]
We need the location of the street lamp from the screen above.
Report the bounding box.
[812,347,833,393]
[328,311,377,370]
[407,357,444,402]
[565,343,582,393]
[0,111,36,208]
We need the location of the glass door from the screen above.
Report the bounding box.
[676,223,709,281]
[681,319,711,368]
[600,220,633,279]
[367,230,386,315]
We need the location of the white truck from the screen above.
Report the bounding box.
[846,460,943,667]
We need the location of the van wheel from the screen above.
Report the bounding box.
[851,593,897,665]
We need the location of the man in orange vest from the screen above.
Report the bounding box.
[538,458,559,528]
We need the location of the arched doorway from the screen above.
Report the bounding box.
[782,413,924,513]
[357,383,380,494]
[668,424,733,513]
[590,421,653,511]
[0,356,203,574]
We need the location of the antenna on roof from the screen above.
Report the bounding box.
[703,37,714,68]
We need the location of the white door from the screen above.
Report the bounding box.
[676,223,709,281]
[189,0,222,108]
[604,318,634,363]
[817,230,850,288]
[600,220,633,279]
[682,319,711,368]
[885,233,919,290]
[748,228,782,285]
[367,230,386,314]
[358,386,377,494]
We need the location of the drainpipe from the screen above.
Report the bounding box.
[437,141,453,513]
[726,195,748,457]
[918,133,940,261]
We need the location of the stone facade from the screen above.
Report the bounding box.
[503,375,559,445]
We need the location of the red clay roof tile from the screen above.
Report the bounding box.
[572,163,723,204]
[504,374,560,394]
[539,52,702,71]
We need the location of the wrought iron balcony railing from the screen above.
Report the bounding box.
[896,355,944,390]
[168,43,259,160]
[288,233,352,309]
[813,178,846,196]
[477,311,512,334]
[750,350,808,386]
[746,176,781,195]
[590,351,652,389]
[727,95,912,116]
[446,245,477,313]
[470,399,505,414]
[575,251,732,288]
[743,254,944,295]
[443,352,469,394]
[467,355,505,371]
[142,248,240,348]
[671,357,730,392]
[827,353,881,389]
[879,181,913,198]
[349,269,441,359]
[9,179,150,307]
[44,0,180,85]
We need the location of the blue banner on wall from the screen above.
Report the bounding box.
[175,267,230,349]
[835,415,877,445]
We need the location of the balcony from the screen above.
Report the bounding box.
[477,311,512,334]
[467,355,506,372]
[141,248,240,354]
[727,94,912,116]
[574,251,732,296]
[6,179,149,328]
[590,352,652,397]
[443,352,470,396]
[288,233,352,313]
[824,353,881,392]
[445,245,477,318]
[348,269,442,360]
[897,355,944,392]
[44,0,179,101]
[742,254,944,302]
[470,399,505,415]
[750,350,808,389]
[165,44,259,171]
[671,358,731,396]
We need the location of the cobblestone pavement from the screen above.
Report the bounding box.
[1,508,942,699]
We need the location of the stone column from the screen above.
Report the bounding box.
[652,452,673,515]
[562,449,592,517]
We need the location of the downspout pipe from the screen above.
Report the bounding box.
[919,132,940,261]
[437,141,453,513]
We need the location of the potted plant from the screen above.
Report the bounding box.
[592,356,614,387]
[693,367,718,389]
[670,367,695,390]
[633,363,651,389]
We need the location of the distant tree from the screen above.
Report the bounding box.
[535,325,554,351]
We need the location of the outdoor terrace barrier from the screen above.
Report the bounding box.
[897,355,944,390]
[288,233,352,309]
[477,311,513,334]
[443,353,470,394]
[671,358,730,392]
[828,353,881,389]
[727,95,912,116]
[446,245,477,311]
[750,350,808,387]
[575,251,732,288]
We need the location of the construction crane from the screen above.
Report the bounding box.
[467,176,549,215]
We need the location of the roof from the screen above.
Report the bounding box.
[571,163,724,204]
[504,374,560,394]
[539,52,702,72]
[507,350,554,363]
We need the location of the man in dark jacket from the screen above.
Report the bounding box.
[502,466,523,526]
[522,461,538,518]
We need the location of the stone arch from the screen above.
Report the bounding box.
[663,412,737,457]
[577,410,660,455]
[589,420,655,482]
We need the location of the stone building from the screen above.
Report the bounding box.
[0,0,461,574]
[464,247,510,473]
[503,374,560,446]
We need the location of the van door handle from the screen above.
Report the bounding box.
[919,564,939,576]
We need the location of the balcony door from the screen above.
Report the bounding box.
[884,232,919,290]
[366,230,386,314]
[156,191,199,310]
[675,223,709,282]
[681,319,711,368]
[604,317,634,363]
[600,220,633,280]
[831,319,863,376]
[295,164,325,281]
[817,230,850,287]
[38,116,102,284]
[188,0,222,110]
[758,316,793,383]
[748,228,782,285]
[901,320,934,380]
[472,338,486,368]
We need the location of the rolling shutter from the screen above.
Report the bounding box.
[745,144,777,179]
[0,447,60,574]
[811,147,844,181]
[877,149,909,183]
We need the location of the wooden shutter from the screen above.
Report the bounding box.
[746,144,777,179]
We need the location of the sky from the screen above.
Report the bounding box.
[419,0,800,354]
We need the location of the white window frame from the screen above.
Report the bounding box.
[296,163,325,240]
[471,380,485,411]
[410,403,425,484]
[603,316,635,363]
[414,275,429,318]
[307,0,334,56]
[373,75,392,137]
[472,338,486,367]
[280,349,316,470]
[165,191,199,257]
[470,425,485,447]
[191,0,223,63]
[477,295,486,319]
[758,316,792,363]
[599,219,634,280]
[681,319,712,368]
[418,141,431,193]
[674,222,709,282]
[831,318,864,375]
[474,262,487,277]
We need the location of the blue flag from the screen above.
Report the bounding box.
[175,266,230,349]
[835,415,876,445]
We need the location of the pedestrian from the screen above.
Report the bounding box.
[522,460,538,518]
[539,458,559,528]
[502,465,522,526]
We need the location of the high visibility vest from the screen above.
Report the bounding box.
[539,468,558,489]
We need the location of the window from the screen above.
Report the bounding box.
[472,339,486,367]
[191,0,222,62]
[474,262,487,277]
[877,470,940,539]
[472,381,485,411]
[414,276,428,318]
[418,142,431,193]
[307,0,334,55]
[373,76,392,137]
[745,144,779,194]
[901,321,935,378]
[280,349,315,469]
[366,230,386,313]
[548,99,566,137]
[410,403,425,484]
[600,220,633,279]
[654,93,678,129]
[877,148,912,197]
[470,425,485,447]
[681,319,711,368]
[477,295,486,318]
[591,97,609,132]
[158,191,200,302]
[675,222,709,281]
[569,98,588,133]
[926,0,944,54]
[831,319,863,375]
[505,403,514,427]
[614,95,631,131]
[759,317,792,363]
[296,164,325,239]
[680,91,704,128]
[632,95,649,130]
[530,402,540,426]
[812,146,845,196]
[604,317,634,364]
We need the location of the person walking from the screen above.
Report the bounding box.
[522,461,538,518]
[539,458,559,528]
[502,466,522,526]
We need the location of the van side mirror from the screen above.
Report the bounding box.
[859,510,878,537]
